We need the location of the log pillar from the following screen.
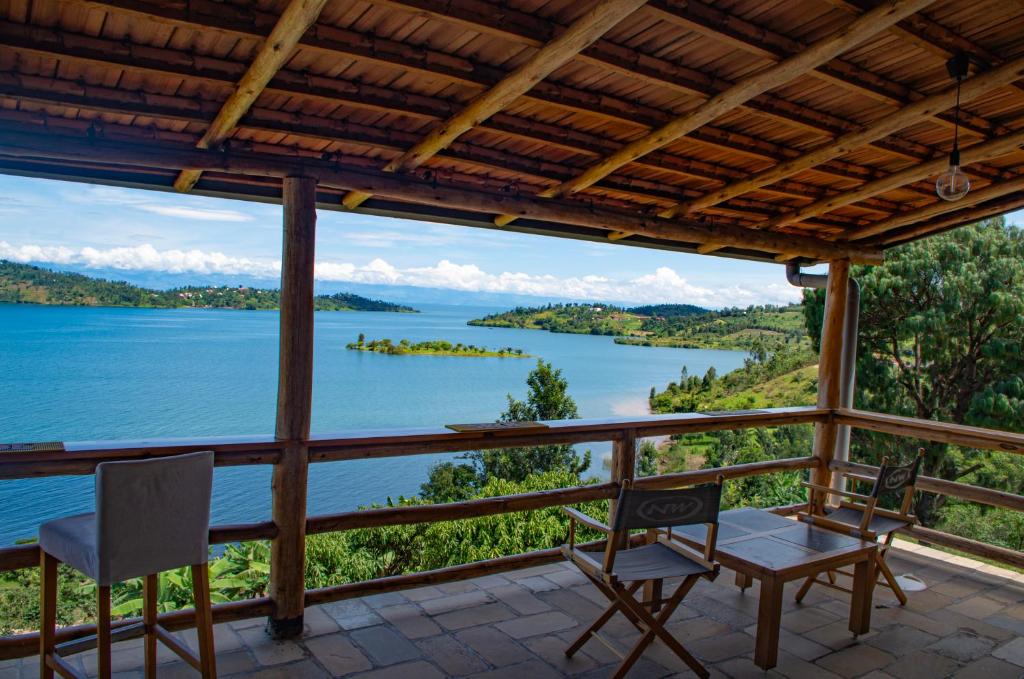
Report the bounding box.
[268,176,317,638]
[810,259,850,512]
[609,429,636,535]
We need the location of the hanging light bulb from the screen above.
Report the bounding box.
[936,52,971,201]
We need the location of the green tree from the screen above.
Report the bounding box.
[804,219,1024,524]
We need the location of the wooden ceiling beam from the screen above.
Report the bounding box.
[340,0,649,209]
[0,128,883,264]
[172,0,330,193]
[646,0,1003,138]
[74,2,942,190]
[664,56,1024,217]
[770,127,1024,228]
[493,0,935,225]
[872,193,1024,246]
[846,172,1024,242]
[0,21,913,214]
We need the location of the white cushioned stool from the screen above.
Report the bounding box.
[39,451,216,679]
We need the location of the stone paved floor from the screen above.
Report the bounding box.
[3,541,1023,678]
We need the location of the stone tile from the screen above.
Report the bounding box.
[516,575,562,593]
[416,634,489,676]
[489,584,552,615]
[865,624,938,657]
[349,660,446,679]
[377,603,442,639]
[506,563,567,579]
[903,589,956,613]
[666,617,732,644]
[321,599,384,630]
[948,596,1007,620]
[362,592,407,610]
[403,586,444,602]
[494,611,578,639]
[929,630,996,663]
[473,574,512,590]
[933,576,992,600]
[419,589,493,616]
[434,602,517,631]
[537,587,604,621]
[466,659,564,679]
[884,649,962,679]
[303,605,342,638]
[953,656,1024,679]
[349,625,421,666]
[687,632,754,663]
[305,633,373,676]
[773,651,844,679]
[237,627,306,666]
[437,580,481,595]
[815,644,894,677]
[523,635,600,676]
[455,626,533,667]
[246,660,329,678]
[803,619,874,651]
[542,568,590,589]
[780,605,841,635]
[991,637,1024,668]
[985,611,1024,636]
[686,594,756,629]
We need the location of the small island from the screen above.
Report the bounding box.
[347,335,531,358]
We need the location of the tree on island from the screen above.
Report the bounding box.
[804,218,1024,526]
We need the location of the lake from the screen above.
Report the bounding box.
[0,303,747,545]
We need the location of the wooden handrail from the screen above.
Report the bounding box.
[632,456,817,490]
[831,460,1024,513]
[835,408,1024,454]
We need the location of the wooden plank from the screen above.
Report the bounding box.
[831,460,1024,513]
[847,172,1024,242]
[630,456,817,490]
[874,193,1024,247]
[898,524,1024,570]
[0,130,884,263]
[771,127,1024,228]
[810,260,850,498]
[268,176,317,638]
[834,408,1024,454]
[306,482,618,534]
[495,0,934,220]
[608,429,636,528]
[666,56,1024,217]
[173,0,330,192]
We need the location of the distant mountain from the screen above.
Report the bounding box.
[0,261,417,312]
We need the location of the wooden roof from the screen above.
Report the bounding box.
[1,0,1023,264]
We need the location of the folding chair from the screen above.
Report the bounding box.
[561,479,722,679]
[795,449,925,606]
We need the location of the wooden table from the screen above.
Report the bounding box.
[671,508,878,670]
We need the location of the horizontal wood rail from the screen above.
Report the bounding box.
[831,460,1024,514]
[897,524,1024,571]
[835,408,1024,454]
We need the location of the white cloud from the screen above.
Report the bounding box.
[0,242,802,307]
[62,186,252,223]
[136,205,252,222]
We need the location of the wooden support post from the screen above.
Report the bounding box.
[268,176,317,638]
[810,259,850,512]
[610,429,636,549]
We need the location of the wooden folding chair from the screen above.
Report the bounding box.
[561,479,722,679]
[795,449,925,606]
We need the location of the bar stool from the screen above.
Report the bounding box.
[38,451,217,679]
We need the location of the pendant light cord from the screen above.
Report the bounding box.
[953,75,962,155]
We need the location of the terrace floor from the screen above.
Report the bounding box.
[3,541,1024,679]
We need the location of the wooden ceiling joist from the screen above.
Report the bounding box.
[664,56,1024,218]
[0,129,883,264]
[492,0,936,226]
[172,0,331,193]
[872,193,1024,246]
[339,0,649,210]
[772,127,1024,229]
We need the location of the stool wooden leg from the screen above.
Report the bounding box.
[143,574,158,679]
[39,552,58,679]
[191,564,217,679]
[96,586,111,679]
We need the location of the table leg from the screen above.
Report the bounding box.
[849,552,876,635]
[735,571,753,591]
[754,574,783,670]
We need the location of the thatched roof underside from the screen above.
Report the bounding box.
[0,0,1022,264]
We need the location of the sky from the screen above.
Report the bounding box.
[0,175,1018,308]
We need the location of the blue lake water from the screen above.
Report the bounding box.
[0,303,747,545]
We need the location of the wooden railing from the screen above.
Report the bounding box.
[0,405,1022,659]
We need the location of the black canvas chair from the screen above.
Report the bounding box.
[561,479,722,679]
[795,449,925,605]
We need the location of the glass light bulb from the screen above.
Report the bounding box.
[936,165,970,201]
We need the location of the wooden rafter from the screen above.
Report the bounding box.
[172,0,330,193]
[0,129,884,264]
[492,0,935,226]
[872,193,1024,246]
[770,127,1024,229]
[339,0,649,210]
[846,172,1024,242]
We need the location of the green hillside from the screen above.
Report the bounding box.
[0,261,416,312]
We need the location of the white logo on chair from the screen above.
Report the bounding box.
[636,496,703,523]
[883,468,911,490]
